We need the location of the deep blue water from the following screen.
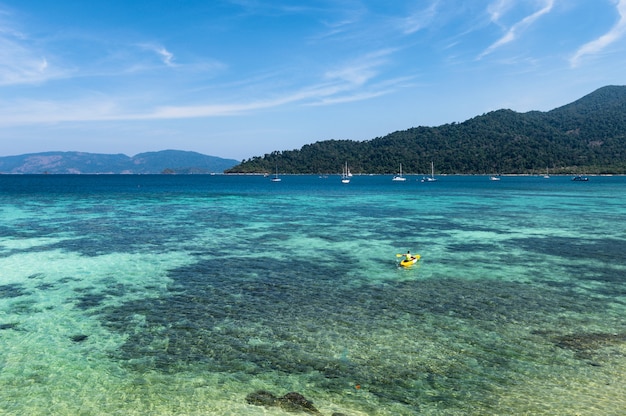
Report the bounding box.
[1,174,625,415]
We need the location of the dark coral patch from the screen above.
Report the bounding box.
[246,390,321,414]
[0,284,28,298]
[70,334,89,343]
[245,390,278,407]
[279,392,321,414]
[553,332,626,359]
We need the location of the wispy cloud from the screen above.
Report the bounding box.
[138,43,177,67]
[0,95,120,124]
[0,48,400,125]
[224,0,330,18]
[0,19,61,86]
[142,49,404,118]
[142,82,355,119]
[478,0,555,59]
[0,49,57,86]
[323,49,394,86]
[486,0,514,24]
[156,47,175,67]
[570,0,626,67]
[0,83,338,124]
[400,1,439,35]
[312,9,364,43]
[309,75,415,107]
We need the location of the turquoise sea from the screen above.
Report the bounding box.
[1,174,624,415]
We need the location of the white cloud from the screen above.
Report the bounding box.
[156,47,175,67]
[401,1,439,35]
[0,95,120,124]
[137,43,177,67]
[148,49,397,117]
[479,0,555,59]
[570,0,626,67]
[487,0,514,24]
[324,49,394,86]
[0,28,59,85]
[0,47,402,125]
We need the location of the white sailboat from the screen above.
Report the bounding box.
[341,162,351,183]
[392,164,407,181]
[270,165,281,182]
[543,167,550,179]
[421,161,437,182]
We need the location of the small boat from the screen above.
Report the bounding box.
[392,164,407,181]
[270,165,281,182]
[543,167,550,179]
[341,162,350,184]
[399,254,421,267]
[489,175,501,181]
[572,175,588,181]
[421,161,437,182]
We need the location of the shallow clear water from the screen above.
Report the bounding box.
[1,174,625,415]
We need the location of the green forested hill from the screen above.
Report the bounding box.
[227,85,626,175]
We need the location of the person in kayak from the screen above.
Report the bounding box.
[405,251,413,261]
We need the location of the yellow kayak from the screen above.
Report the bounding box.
[399,254,421,267]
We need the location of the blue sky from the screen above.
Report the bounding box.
[1,0,625,161]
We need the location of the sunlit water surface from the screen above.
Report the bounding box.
[1,174,624,415]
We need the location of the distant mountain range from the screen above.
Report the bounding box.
[0,150,239,174]
[227,85,626,175]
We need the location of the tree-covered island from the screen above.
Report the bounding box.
[226,85,626,175]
